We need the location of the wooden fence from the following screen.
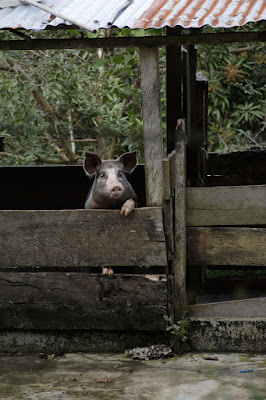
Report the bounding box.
[0,148,266,352]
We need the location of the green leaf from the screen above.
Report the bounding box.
[93,58,108,68]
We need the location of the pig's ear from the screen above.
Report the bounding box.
[84,152,102,176]
[118,150,137,172]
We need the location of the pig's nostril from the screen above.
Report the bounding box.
[111,186,122,194]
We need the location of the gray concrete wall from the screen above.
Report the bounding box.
[189,318,266,352]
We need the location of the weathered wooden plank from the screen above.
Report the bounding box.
[162,158,171,201]
[166,27,182,154]
[172,120,187,316]
[139,47,164,207]
[0,208,167,268]
[163,200,174,255]
[187,185,266,226]
[187,227,266,266]
[190,297,266,318]
[162,151,176,254]
[0,32,265,51]
[0,272,168,331]
[162,150,176,201]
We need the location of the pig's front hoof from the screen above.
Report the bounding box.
[121,199,135,216]
[102,267,114,275]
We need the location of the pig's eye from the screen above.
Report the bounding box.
[118,170,123,178]
[99,172,105,178]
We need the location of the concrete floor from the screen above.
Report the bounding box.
[0,352,266,399]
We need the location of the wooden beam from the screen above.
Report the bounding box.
[0,31,265,51]
[172,119,187,317]
[139,47,164,206]
[166,27,182,154]
[0,272,168,331]
[162,151,176,254]
[187,185,266,226]
[187,227,266,266]
[0,208,167,268]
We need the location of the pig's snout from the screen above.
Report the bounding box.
[110,185,123,196]
[105,169,124,198]
[84,151,138,211]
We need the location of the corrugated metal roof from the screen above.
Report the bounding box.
[0,0,265,32]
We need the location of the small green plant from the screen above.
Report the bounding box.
[164,312,189,353]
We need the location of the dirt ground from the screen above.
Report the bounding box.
[0,352,265,399]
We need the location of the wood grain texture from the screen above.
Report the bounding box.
[187,185,266,226]
[187,227,266,266]
[0,208,167,268]
[139,47,163,206]
[172,120,187,315]
[0,272,168,330]
[162,151,175,254]
[162,150,176,200]
[162,158,171,201]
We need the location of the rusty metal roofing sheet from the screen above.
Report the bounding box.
[0,0,265,31]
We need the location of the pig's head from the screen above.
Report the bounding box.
[84,151,137,210]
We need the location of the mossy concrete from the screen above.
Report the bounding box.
[1,318,266,355]
[0,330,168,355]
[0,353,266,399]
[188,318,266,352]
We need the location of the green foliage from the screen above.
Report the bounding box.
[0,28,145,164]
[164,313,189,353]
[0,24,265,165]
[198,24,265,152]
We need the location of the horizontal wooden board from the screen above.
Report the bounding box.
[187,227,266,266]
[189,297,266,318]
[187,185,266,226]
[0,272,168,331]
[0,208,167,268]
[1,32,265,52]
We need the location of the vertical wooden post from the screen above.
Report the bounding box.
[166,27,182,155]
[139,47,164,206]
[173,119,187,317]
[186,43,208,186]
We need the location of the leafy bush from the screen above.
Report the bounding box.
[0,24,265,165]
[198,24,265,152]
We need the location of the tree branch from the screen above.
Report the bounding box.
[232,45,256,53]
[5,58,77,163]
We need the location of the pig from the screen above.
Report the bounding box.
[83,150,138,216]
[84,151,138,275]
